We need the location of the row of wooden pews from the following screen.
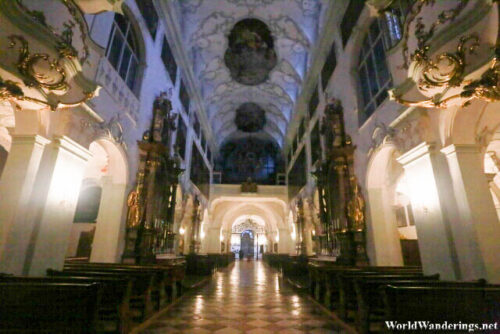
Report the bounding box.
[186,253,235,276]
[307,259,500,333]
[263,255,500,333]
[0,259,186,333]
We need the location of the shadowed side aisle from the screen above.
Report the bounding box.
[138,260,346,333]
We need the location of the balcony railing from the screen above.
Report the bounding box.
[95,57,140,123]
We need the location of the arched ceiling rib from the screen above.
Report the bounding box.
[177,0,327,148]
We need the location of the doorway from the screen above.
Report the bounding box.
[241,230,254,259]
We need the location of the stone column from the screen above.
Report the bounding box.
[1,136,91,276]
[0,135,50,263]
[90,176,128,263]
[397,143,460,280]
[441,144,500,283]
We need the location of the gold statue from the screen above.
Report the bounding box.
[347,176,365,231]
[241,177,258,193]
[127,189,140,228]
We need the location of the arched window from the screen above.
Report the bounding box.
[74,184,102,223]
[106,14,141,93]
[358,19,392,125]
[381,0,415,49]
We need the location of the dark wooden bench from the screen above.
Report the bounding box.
[353,278,485,333]
[39,272,132,333]
[55,267,155,323]
[337,271,431,320]
[65,262,178,308]
[186,254,216,275]
[322,266,422,310]
[383,285,500,330]
[156,258,187,298]
[0,282,101,333]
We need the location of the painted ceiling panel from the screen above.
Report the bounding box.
[176,0,326,147]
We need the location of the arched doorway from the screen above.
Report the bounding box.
[241,230,254,259]
[366,143,405,266]
[230,216,267,259]
[484,130,500,222]
[66,138,128,262]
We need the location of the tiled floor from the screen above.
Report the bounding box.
[139,260,345,333]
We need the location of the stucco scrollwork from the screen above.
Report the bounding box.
[232,219,265,234]
[413,34,479,92]
[9,35,70,92]
[390,0,500,109]
[0,0,99,110]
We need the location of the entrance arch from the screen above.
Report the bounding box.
[366,142,404,266]
[230,215,267,259]
[67,138,128,262]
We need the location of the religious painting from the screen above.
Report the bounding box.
[224,18,277,85]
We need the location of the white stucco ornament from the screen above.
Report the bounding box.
[389,0,499,109]
[73,0,124,14]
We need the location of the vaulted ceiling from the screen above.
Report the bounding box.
[173,0,328,149]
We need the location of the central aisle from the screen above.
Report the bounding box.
[140,260,344,334]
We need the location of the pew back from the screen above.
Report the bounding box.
[0,282,101,333]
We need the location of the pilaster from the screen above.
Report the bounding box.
[397,142,460,280]
[441,144,500,283]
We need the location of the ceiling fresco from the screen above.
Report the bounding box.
[224,18,277,85]
[176,0,327,148]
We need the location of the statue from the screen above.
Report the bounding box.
[347,176,365,231]
[126,189,140,228]
[152,92,177,145]
[241,177,258,193]
[321,99,345,148]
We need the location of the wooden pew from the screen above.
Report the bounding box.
[337,271,432,321]
[353,279,486,333]
[64,262,177,307]
[156,258,187,298]
[322,266,422,310]
[67,261,185,295]
[55,268,155,323]
[0,282,101,333]
[383,285,500,330]
[40,272,132,333]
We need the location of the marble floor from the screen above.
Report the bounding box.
[139,260,346,334]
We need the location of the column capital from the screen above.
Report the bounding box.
[440,144,481,156]
[10,134,51,147]
[397,142,436,166]
[53,136,92,162]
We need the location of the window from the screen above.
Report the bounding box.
[74,185,102,222]
[288,147,306,199]
[358,19,392,125]
[200,132,206,152]
[298,118,306,140]
[176,117,187,160]
[190,145,210,197]
[193,113,201,137]
[308,85,319,119]
[106,14,141,93]
[321,42,337,91]
[179,79,190,114]
[161,37,177,84]
[340,0,366,46]
[381,0,415,49]
[135,0,159,38]
[310,121,321,164]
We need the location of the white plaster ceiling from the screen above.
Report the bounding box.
[176,0,327,148]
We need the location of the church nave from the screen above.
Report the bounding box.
[138,261,346,334]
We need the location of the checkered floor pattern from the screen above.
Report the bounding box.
[139,260,344,333]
